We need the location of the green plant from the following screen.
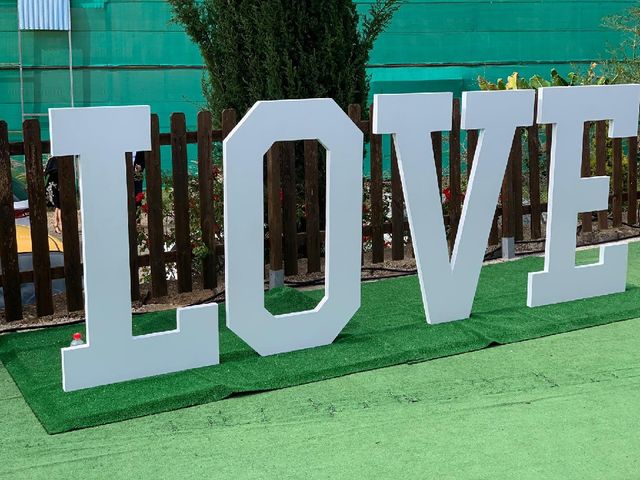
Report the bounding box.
[603,3,640,83]
[10,159,27,186]
[477,64,613,92]
[136,163,224,282]
[476,66,621,202]
[360,178,393,252]
[168,0,403,124]
[588,136,631,189]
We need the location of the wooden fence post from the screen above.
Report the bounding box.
[23,119,53,317]
[146,114,168,298]
[545,124,553,177]
[580,122,593,233]
[304,139,321,273]
[528,122,542,239]
[348,105,365,264]
[527,123,542,239]
[267,143,284,287]
[370,105,384,264]
[467,129,478,182]
[595,121,609,230]
[628,135,638,225]
[281,141,298,276]
[449,98,462,249]
[390,136,404,260]
[488,211,500,246]
[215,108,238,288]
[126,152,140,301]
[512,128,524,241]
[57,155,83,311]
[502,134,516,240]
[171,112,192,293]
[0,121,22,321]
[196,110,214,289]
[369,105,384,263]
[612,137,623,227]
[432,131,443,193]
[500,134,517,259]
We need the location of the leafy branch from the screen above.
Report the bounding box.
[361,0,404,53]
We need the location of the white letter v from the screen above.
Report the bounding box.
[373,90,534,324]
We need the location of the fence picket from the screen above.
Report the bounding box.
[545,124,553,177]
[57,156,83,311]
[304,140,321,273]
[595,121,609,230]
[528,123,542,239]
[23,119,53,316]
[501,133,516,239]
[488,211,500,246]
[348,105,365,265]
[125,152,140,300]
[0,121,22,320]
[432,131,443,192]
[449,99,462,248]
[282,142,298,275]
[580,122,593,233]
[171,112,192,293]
[513,128,524,241]
[267,143,283,276]
[370,105,384,264]
[196,111,214,289]
[467,129,478,182]
[628,136,638,225]
[390,136,404,260]
[146,114,167,298]
[612,137,623,227]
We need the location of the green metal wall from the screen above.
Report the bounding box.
[0,0,635,142]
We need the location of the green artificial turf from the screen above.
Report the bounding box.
[3,316,640,478]
[2,245,640,434]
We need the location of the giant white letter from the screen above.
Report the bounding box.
[224,99,363,356]
[373,91,534,324]
[528,85,640,307]
[50,106,219,392]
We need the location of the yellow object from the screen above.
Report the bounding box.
[15,225,64,254]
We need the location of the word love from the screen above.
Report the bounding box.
[48,85,640,391]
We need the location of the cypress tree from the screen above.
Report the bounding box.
[168,0,402,123]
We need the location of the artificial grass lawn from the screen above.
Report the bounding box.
[2,244,640,434]
[3,318,640,479]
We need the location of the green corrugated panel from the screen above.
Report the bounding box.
[0,0,636,170]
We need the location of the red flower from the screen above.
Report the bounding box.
[141,204,149,214]
[442,187,451,202]
[135,192,145,203]
[213,194,220,202]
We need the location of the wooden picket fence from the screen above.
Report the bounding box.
[1,99,639,322]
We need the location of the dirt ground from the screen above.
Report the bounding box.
[2,210,639,332]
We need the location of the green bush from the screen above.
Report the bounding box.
[477,64,613,92]
[168,0,402,124]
